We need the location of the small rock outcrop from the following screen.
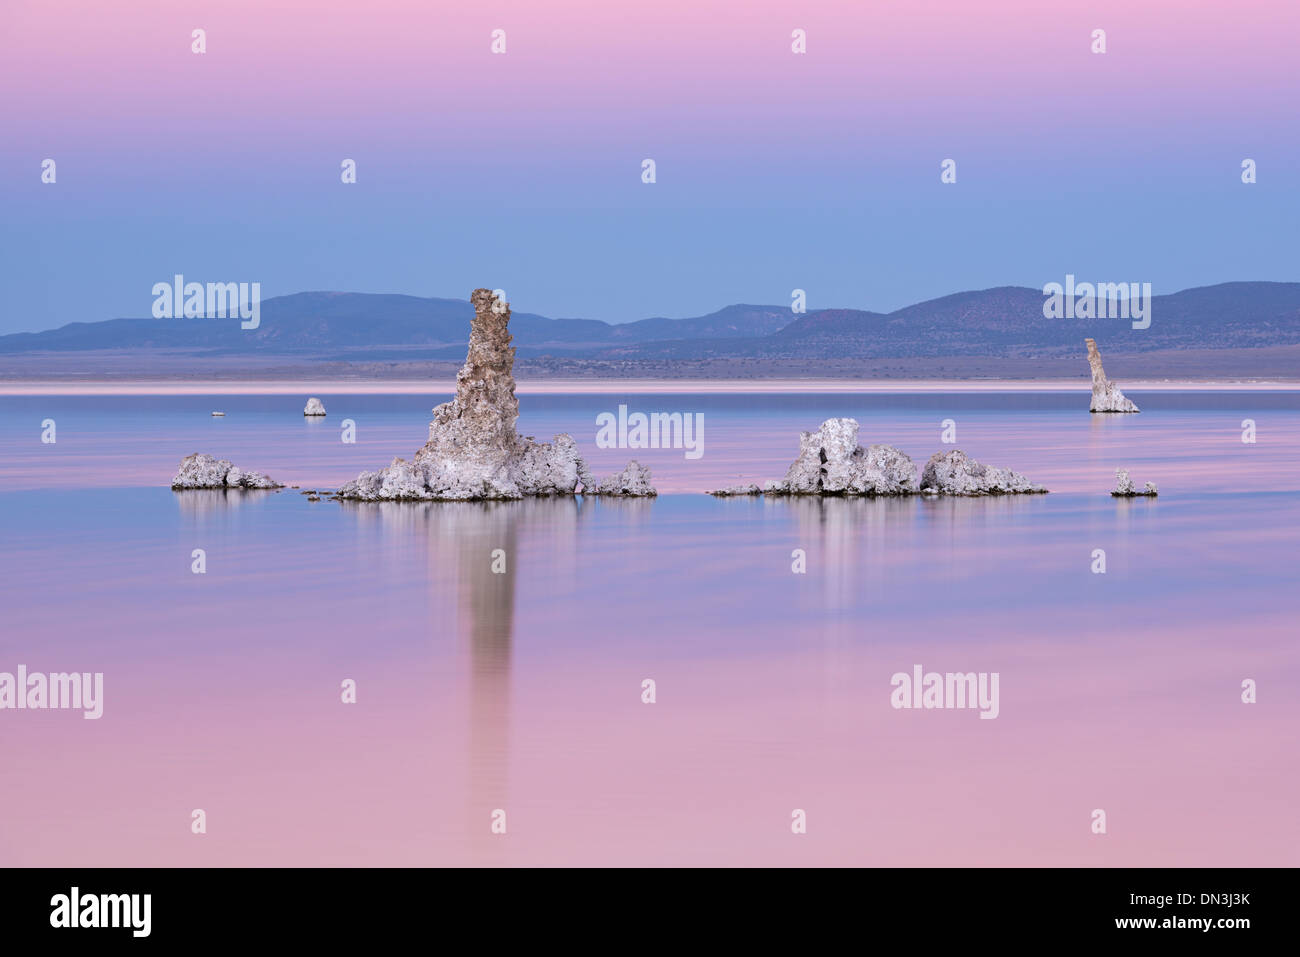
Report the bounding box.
[709,418,1047,498]
[303,397,327,416]
[171,453,283,489]
[919,450,1047,495]
[1086,338,1139,413]
[591,461,658,497]
[1111,468,1158,497]
[708,484,763,497]
[338,289,653,501]
[764,418,918,496]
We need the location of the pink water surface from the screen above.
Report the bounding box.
[0,391,1296,866]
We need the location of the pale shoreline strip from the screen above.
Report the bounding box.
[1,378,1299,396]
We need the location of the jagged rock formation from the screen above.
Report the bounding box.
[703,418,1046,497]
[592,460,658,497]
[1111,468,1158,497]
[341,457,430,500]
[1086,338,1139,413]
[303,397,327,416]
[337,289,653,501]
[919,450,1047,495]
[171,453,283,489]
[763,418,918,495]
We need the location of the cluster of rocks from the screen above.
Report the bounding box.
[170,321,1156,503]
[171,453,283,490]
[708,418,1046,497]
[768,417,919,495]
[589,460,657,497]
[1086,338,1139,413]
[336,289,655,501]
[1111,468,1158,497]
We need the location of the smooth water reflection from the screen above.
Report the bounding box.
[0,393,1297,866]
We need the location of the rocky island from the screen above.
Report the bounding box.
[708,418,1046,497]
[336,289,655,501]
[1111,468,1158,497]
[171,453,283,489]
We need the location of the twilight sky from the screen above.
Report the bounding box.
[2,0,1297,333]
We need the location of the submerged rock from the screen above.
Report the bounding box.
[1111,468,1158,497]
[919,450,1047,495]
[171,453,283,490]
[338,289,652,501]
[303,397,327,416]
[764,418,918,496]
[1086,338,1139,413]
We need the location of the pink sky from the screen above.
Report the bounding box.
[6,0,1297,149]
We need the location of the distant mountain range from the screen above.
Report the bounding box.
[4,283,1299,378]
[0,294,797,359]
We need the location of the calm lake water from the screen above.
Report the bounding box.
[1,390,1297,866]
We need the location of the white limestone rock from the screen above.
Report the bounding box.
[516,433,586,496]
[725,419,1043,499]
[1086,338,1139,413]
[303,397,327,416]
[336,470,381,499]
[1111,468,1158,497]
[592,460,658,497]
[858,443,921,493]
[239,471,282,489]
[338,289,652,501]
[172,453,283,489]
[173,453,230,488]
[377,458,434,500]
[708,484,763,497]
[920,450,1047,495]
[765,418,917,495]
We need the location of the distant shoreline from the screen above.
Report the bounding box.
[8,345,1300,384]
[3,378,1300,396]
